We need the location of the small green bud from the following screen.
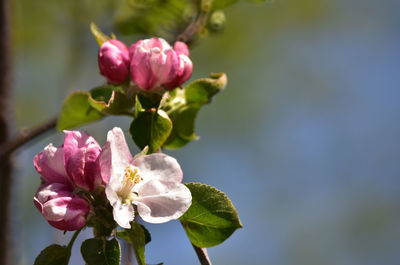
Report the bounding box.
[208,11,226,32]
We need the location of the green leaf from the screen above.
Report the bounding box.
[81,238,121,265]
[90,22,110,46]
[57,92,104,130]
[34,244,70,265]
[119,222,147,265]
[130,109,172,153]
[88,85,134,115]
[162,73,227,149]
[184,72,227,106]
[117,224,151,245]
[180,183,242,248]
[162,128,190,149]
[166,106,199,141]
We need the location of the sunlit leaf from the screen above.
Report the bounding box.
[180,183,242,248]
[57,92,104,130]
[162,73,227,149]
[130,108,172,153]
[88,85,134,115]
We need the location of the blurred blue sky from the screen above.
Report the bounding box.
[10,0,400,264]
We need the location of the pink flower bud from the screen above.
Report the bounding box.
[34,183,89,231]
[33,130,105,191]
[173,41,189,56]
[164,51,193,90]
[130,38,192,91]
[98,40,130,84]
[63,130,105,190]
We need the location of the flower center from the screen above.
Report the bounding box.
[117,166,143,204]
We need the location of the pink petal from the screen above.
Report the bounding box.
[141,38,171,50]
[34,183,73,212]
[34,183,73,203]
[42,195,89,231]
[165,54,193,89]
[63,130,102,190]
[149,47,170,85]
[132,153,183,183]
[98,40,130,84]
[33,143,70,185]
[107,40,130,65]
[48,215,87,231]
[130,38,177,91]
[174,41,189,56]
[130,47,157,90]
[134,179,192,224]
[100,127,133,189]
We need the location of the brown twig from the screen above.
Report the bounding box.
[0,0,12,263]
[0,117,57,158]
[191,243,212,265]
[175,0,212,45]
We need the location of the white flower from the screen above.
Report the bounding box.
[100,127,192,228]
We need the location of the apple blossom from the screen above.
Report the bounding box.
[34,183,90,231]
[99,127,192,228]
[33,130,106,191]
[129,38,193,91]
[98,40,130,84]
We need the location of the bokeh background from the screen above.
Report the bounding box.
[10,0,400,264]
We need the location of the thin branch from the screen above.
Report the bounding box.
[0,0,12,263]
[0,117,57,158]
[175,0,212,45]
[191,243,212,265]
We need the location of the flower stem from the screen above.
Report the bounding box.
[191,243,212,265]
[67,228,82,254]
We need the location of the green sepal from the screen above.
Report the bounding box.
[57,92,104,131]
[81,238,121,265]
[90,22,111,46]
[85,188,117,238]
[162,73,227,149]
[88,85,134,116]
[130,108,172,153]
[132,146,149,160]
[180,182,242,248]
[34,244,70,265]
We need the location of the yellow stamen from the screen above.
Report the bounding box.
[118,166,143,203]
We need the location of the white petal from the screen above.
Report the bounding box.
[132,153,183,183]
[105,185,120,206]
[134,179,192,224]
[100,127,133,189]
[112,200,135,229]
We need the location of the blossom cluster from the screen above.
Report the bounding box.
[33,128,192,231]
[98,38,193,91]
